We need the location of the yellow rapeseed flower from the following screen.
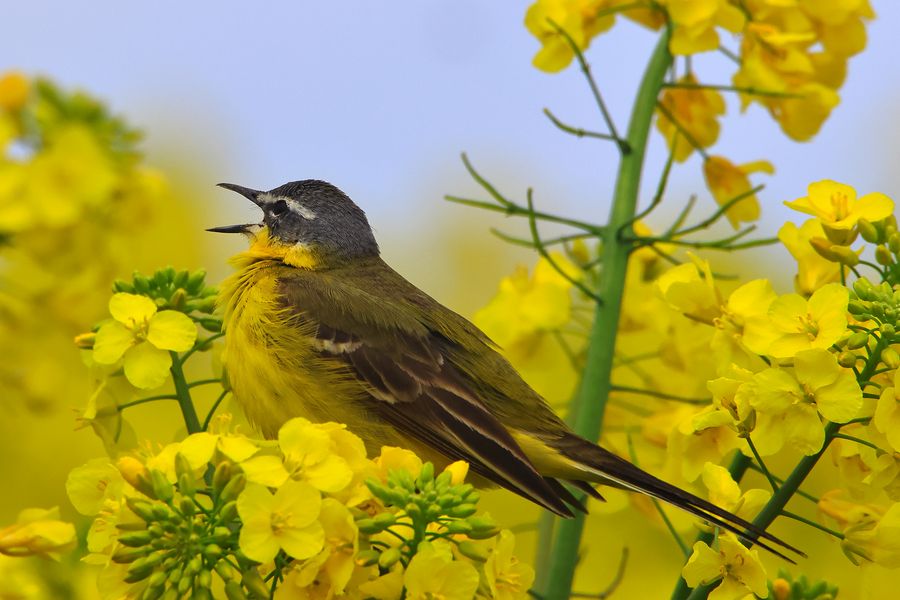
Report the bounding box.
[484,529,535,600]
[65,458,125,516]
[656,74,725,163]
[92,293,197,389]
[279,418,356,493]
[682,534,768,600]
[667,0,745,55]
[525,0,615,72]
[742,282,848,358]
[703,156,773,229]
[777,219,841,296]
[237,480,325,564]
[701,463,771,524]
[747,349,862,455]
[404,541,480,600]
[0,72,29,111]
[784,180,893,242]
[0,507,76,558]
[875,369,900,453]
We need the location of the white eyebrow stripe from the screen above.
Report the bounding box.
[257,193,317,220]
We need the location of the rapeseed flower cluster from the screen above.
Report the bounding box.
[475,179,898,597]
[0,71,200,411]
[64,415,530,599]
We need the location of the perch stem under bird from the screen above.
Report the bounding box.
[210,179,803,562]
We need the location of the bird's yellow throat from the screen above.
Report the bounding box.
[229,226,320,271]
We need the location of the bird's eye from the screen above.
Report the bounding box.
[270,200,289,217]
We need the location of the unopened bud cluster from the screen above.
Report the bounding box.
[837,277,900,373]
[358,462,500,568]
[113,267,220,331]
[768,570,838,600]
[113,455,265,600]
[812,215,899,271]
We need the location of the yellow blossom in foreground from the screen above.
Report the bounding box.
[702,463,771,523]
[875,369,900,453]
[747,349,862,455]
[784,180,894,241]
[65,458,125,516]
[0,71,29,110]
[278,418,357,493]
[237,480,325,563]
[667,0,745,55]
[524,0,615,72]
[778,219,842,296]
[711,279,776,372]
[485,529,535,600]
[92,293,197,389]
[656,74,725,163]
[742,282,848,358]
[820,494,900,567]
[703,156,773,229]
[0,508,76,558]
[404,541,480,600]
[682,534,768,600]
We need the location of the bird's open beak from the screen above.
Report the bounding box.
[207,183,265,234]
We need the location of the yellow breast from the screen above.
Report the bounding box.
[218,248,404,447]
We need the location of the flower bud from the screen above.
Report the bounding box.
[378,547,402,569]
[881,347,900,369]
[355,549,381,567]
[112,545,150,564]
[857,219,880,244]
[847,300,868,317]
[187,270,207,294]
[73,332,96,349]
[416,462,435,490]
[118,457,154,497]
[447,503,477,518]
[875,245,893,266]
[847,331,870,349]
[889,233,900,255]
[119,531,153,548]
[212,462,233,497]
[242,569,269,599]
[838,352,858,368]
[126,497,157,523]
[224,581,248,600]
[880,323,895,337]
[150,470,174,503]
[372,512,396,529]
[173,269,190,288]
[853,278,876,301]
[355,518,382,534]
[444,520,473,535]
[203,544,223,560]
[457,540,489,562]
[219,500,238,522]
[219,474,246,504]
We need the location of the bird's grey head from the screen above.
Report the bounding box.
[210,180,379,260]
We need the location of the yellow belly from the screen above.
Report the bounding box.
[219,259,407,452]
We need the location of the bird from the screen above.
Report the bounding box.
[210,179,799,560]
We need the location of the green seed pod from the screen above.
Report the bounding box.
[197,569,213,588]
[355,549,381,567]
[187,270,207,294]
[212,462,233,497]
[858,218,880,243]
[372,512,396,529]
[356,518,382,534]
[838,352,858,368]
[224,581,248,600]
[881,347,900,369]
[112,545,150,564]
[447,503,477,518]
[219,474,246,504]
[457,541,489,562]
[126,498,157,523]
[444,520,472,535]
[150,470,174,503]
[416,462,435,490]
[219,500,238,522]
[378,547,402,569]
[203,544,223,560]
[847,300,868,316]
[113,279,135,293]
[118,531,153,548]
[242,569,269,599]
[876,245,893,266]
[215,560,236,582]
[846,331,870,349]
[854,278,875,300]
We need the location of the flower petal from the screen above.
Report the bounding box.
[109,293,157,326]
[122,343,172,389]
[93,322,135,364]
[147,310,197,352]
[277,521,324,561]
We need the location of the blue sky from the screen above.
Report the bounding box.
[4,1,898,304]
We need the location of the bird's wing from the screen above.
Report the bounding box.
[275,261,578,517]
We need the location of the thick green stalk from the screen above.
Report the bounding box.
[170,351,202,434]
[540,31,672,599]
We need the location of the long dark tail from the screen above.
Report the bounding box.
[563,437,805,562]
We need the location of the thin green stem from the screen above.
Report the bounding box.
[188,378,221,389]
[170,351,202,434]
[544,108,618,142]
[541,30,672,600]
[203,389,230,431]
[611,385,709,404]
[676,185,765,236]
[661,82,802,99]
[655,102,709,160]
[118,394,178,411]
[746,464,819,503]
[746,437,778,493]
[180,332,225,363]
[490,228,594,249]
[832,432,884,453]
[780,510,844,539]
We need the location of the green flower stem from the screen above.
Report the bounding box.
[540,30,672,599]
[170,351,202,434]
[670,453,749,600]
